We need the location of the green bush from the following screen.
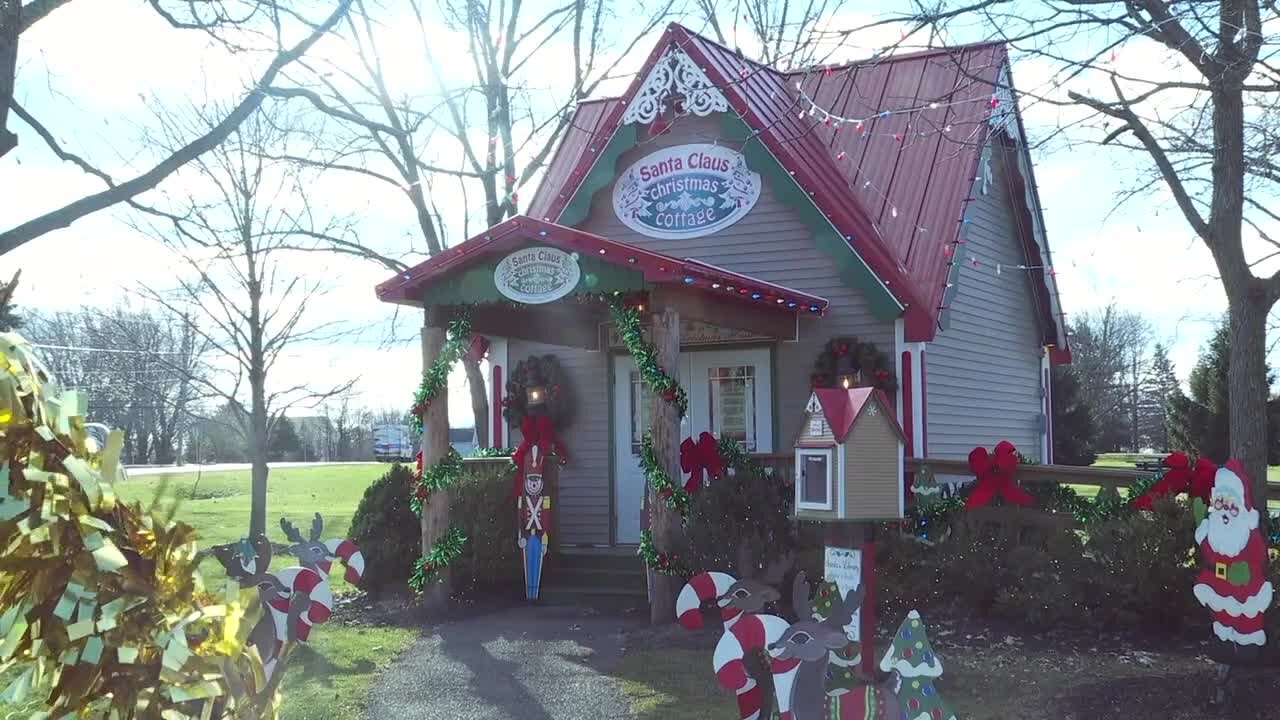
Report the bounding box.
[347,464,421,595]
[684,459,798,576]
[450,458,522,592]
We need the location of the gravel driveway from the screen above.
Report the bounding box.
[365,603,648,720]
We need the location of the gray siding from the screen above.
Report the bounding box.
[506,339,610,546]
[577,114,895,450]
[925,143,1045,459]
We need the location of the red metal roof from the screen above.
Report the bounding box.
[811,388,904,444]
[376,215,830,314]
[526,24,1067,355]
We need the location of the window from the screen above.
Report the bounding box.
[708,365,756,450]
[796,448,833,510]
[630,372,653,454]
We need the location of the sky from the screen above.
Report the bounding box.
[0,0,1265,429]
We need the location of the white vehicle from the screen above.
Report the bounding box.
[372,424,414,462]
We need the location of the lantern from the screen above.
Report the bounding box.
[527,385,547,406]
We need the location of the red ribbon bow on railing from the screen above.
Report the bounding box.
[965,440,1033,508]
[1131,452,1217,510]
[679,432,724,493]
[512,415,568,497]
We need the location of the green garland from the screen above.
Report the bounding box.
[411,448,465,515]
[609,299,688,418]
[641,433,692,517]
[409,526,468,592]
[410,312,473,433]
[639,529,688,576]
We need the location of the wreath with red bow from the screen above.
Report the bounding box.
[810,336,898,392]
[503,354,573,428]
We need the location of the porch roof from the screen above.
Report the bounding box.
[376,215,830,315]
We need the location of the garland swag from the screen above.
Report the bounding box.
[410,448,464,515]
[608,299,688,418]
[410,312,473,433]
[639,529,688,576]
[409,527,468,592]
[810,336,898,392]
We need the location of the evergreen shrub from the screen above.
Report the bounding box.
[347,463,421,594]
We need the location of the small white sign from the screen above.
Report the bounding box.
[493,246,581,304]
[612,143,761,240]
[824,546,862,641]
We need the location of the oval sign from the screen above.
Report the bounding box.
[493,246,581,304]
[612,143,761,240]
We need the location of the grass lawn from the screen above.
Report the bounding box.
[1,464,417,718]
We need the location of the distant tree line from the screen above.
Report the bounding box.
[1053,304,1280,466]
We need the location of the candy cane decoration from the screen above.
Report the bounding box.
[321,538,366,585]
[678,571,741,631]
[714,613,792,720]
[267,567,334,641]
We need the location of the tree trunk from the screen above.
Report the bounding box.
[1227,289,1270,513]
[420,307,453,611]
[462,356,490,448]
[0,0,18,159]
[647,305,681,624]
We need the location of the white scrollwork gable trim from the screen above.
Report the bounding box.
[622,48,729,125]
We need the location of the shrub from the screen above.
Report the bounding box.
[684,458,799,577]
[450,458,522,592]
[347,464,421,595]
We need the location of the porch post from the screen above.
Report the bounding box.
[420,306,452,610]
[648,305,681,624]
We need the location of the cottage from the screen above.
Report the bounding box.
[378,24,1070,554]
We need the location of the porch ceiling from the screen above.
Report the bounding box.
[376,216,830,348]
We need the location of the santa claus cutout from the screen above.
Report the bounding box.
[1192,461,1274,653]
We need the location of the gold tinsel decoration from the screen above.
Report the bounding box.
[0,332,278,718]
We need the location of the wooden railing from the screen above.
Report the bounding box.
[750,453,1280,502]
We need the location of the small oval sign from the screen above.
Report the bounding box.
[493,246,581,304]
[612,143,761,240]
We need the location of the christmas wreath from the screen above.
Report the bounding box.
[503,354,573,428]
[810,336,897,392]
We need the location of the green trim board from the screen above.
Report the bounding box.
[553,113,902,321]
[420,249,648,306]
[560,123,639,227]
[719,114,903,320]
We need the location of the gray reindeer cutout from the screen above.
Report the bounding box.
[768,572,906,720]
[279,513,367,585]
[207,535,311,679]
[677,550,793,631]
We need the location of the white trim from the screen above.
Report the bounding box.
[893,318,905,422]
[1194,581,1274,617]
[897,439,905,518]
[1212,622,1267,646]
[1040,348,1051,464]
[622,48,729,125]
[488,337,509,449]
[910,341,926,457]
[796,447,835,511]
[837,443,847,517]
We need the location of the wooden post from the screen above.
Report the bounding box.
[859,523,878,679]
[420,306,452,611]
[648,305,681,624]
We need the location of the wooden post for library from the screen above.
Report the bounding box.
[648,305,682,624]
[420,306,452,611]
[824,522,878,678]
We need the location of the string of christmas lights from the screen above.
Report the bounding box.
[792,79,1000,135]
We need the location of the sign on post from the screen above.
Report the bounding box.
[824,546,862,641]
[612,143,761,239]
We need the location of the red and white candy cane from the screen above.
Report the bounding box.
[267,567,335,643]
[320,538,365,586]
[677,571,741,631]
[713,613,792,720]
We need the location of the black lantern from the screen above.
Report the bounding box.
[835,354,862,390]
[527,385,548,406]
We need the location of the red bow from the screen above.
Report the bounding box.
[679,432,724,493]
[512,415,568,497]
[1132,452,1217,510]
[965,440,1033,508]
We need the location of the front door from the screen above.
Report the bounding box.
[612,347,773,544]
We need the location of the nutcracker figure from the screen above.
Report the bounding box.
[518,445,552,601]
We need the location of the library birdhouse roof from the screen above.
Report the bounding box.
[806,388,904,444]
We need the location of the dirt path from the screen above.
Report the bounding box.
[365,604,647,720]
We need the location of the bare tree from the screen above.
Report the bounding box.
[264,0,672,444]
[895,0,1280,505]
[1069,304,1153,452]
[692,0,855,69]
[0,0,353,255]
[23,306,208,464]
[137,103,354,537]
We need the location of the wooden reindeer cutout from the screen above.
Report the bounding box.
[280,513,366,585]
[677,551,793,632]
[208,535,301,678]
[769,571,902,720]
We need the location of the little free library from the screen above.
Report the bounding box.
[377,24,1070,617]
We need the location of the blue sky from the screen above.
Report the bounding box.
[0,0,1246,426]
